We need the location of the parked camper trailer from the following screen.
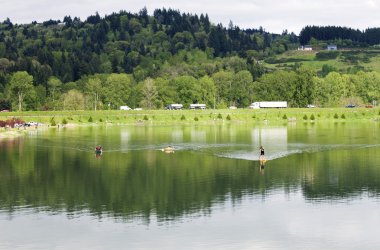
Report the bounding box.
[249,101,287,109]
[120,106,131,110]
[166,104,183,110]
[189,104,206,109]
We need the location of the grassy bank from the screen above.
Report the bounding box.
[1,108,379,127]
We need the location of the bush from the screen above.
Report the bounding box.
[62,118,68,125]
[50,117,56,126]
[0,118,25,128]
[194,117,199,121]
[88,116,93,122]
[226,114,231,120]
[310,114,315,120]
[143,115,149,121]
[334,113,339,119]
[341,114,346,119]
[282,114,287,120]
[0,99,11,111]
[303,114,308,120]
[99,118,103,122]
[316,51,339,60]
[180,115,186,120]
[252,114,256,119]
[217,113,223,119]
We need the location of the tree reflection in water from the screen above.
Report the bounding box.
[1,123,380,222]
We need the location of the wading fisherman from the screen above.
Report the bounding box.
[95,145,103,158]
[259,146,265,160]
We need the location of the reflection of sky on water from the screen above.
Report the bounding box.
[120,130,130,148]
[213,143,380,161]
[109,126,380,161]
[23,125,380,162]
[1,190,379,250]
[251,127,288,152]
[171,130,183,143]
[190,128,206,143]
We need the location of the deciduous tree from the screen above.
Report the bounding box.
[63,89,85,110]
[85,77,102,111]
[47,77,62,110]
[9,71,34,111]
[103,73,132,108]
[140,78,158,109]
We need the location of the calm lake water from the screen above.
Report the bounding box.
[1,122,380,249]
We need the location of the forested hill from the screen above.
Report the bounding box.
[0,8,297,85]
[1,9,380,111]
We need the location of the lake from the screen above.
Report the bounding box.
[1,122,380,249]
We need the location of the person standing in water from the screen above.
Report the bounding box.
[259,146,265,159]
[95,145,103,158]
[259,146,266,173]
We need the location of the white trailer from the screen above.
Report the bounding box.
[120,105,131,110]
[166,104,183,110]
[189,104,206,109]
[249,101,287,109]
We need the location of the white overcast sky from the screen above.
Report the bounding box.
[1,0,380,34]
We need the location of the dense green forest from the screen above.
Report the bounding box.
[0,8,379,111]
[299,25,380,46]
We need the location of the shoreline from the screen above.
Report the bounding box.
[1,108,379,139]
[0,128,29,140]
[1,117,379,140]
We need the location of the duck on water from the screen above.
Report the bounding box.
[162,146,175,153]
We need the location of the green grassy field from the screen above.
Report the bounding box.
[263,49,380,73]
[1,108,379,127]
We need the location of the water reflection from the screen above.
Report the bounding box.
[1,123,380,222]
[171,129,183,142]
[190,127,206,142]
[251,127,288,160]
[259,160,265,175]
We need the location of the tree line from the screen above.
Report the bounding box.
[299,25,380,46]
[3,65,379,111]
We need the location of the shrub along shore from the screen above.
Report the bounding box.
[1,108,380,129]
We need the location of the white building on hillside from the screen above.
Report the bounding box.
[298,45,313,51]
[327,44,338,50]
